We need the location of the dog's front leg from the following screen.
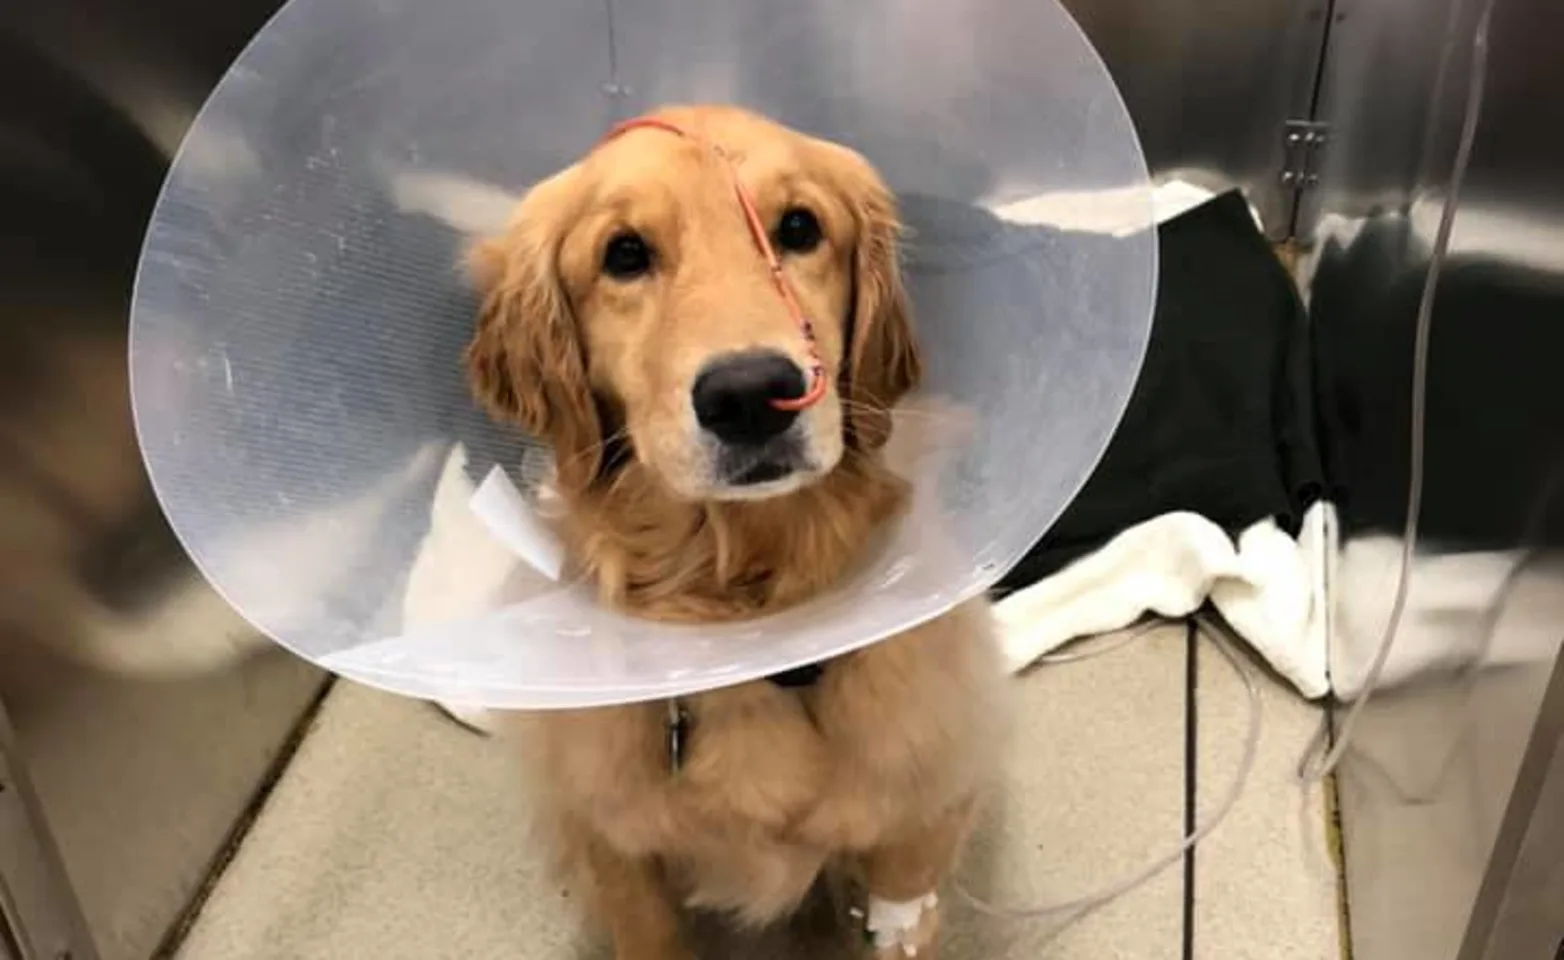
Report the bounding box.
[858,799,976,959]
[575,830,692,960]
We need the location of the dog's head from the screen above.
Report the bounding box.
[465,105,920,502]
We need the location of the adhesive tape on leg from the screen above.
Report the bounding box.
[866,892,938,956]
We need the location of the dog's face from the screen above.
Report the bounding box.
[466,106,920,502]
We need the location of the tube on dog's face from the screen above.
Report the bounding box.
[465,106,919,503]
[557,120,853,502]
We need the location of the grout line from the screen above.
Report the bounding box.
[1322,688,1355,960]
[1181,617,1199,960]
[148,674,338,960]
[1324,762,1356,960]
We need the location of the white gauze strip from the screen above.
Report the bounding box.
[866,892,938,955]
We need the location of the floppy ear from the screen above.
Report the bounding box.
[832,147,923,450]
[463,174,605,495]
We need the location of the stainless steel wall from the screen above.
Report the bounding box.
[1305,0,1564,956]
[0,3,326,959]
[1062,0,1331,238]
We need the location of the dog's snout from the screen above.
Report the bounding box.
[692,350,807,445]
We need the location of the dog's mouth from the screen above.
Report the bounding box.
[730,459,794,486]
[712,436,813,498]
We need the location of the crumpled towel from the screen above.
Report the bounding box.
[994,504,1332,699]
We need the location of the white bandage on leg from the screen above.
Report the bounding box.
[866,892,938,956]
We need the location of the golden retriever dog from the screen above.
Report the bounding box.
[464,104,1009,959]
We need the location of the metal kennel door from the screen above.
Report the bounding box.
[0,704,98,960]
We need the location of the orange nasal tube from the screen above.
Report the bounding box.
[597,116,829,412]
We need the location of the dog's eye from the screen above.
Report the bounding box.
[775,207,823,254]
[602,231,653,280]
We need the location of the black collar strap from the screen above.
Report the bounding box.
[668,663,824,775]
[766,662,825,688]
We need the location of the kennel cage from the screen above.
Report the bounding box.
[0,0,1560,958]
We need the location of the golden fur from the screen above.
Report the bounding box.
[465,105,1009,959]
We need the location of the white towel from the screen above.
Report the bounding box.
[994,504,1333,699]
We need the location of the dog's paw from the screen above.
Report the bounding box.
[435,700,498,735]
[859,893,940,959]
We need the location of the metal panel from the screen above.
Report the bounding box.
[1306,0,1564,957]
[1061,0,1333,238]
[0,2,327,958]
[1458,653,1564,960]
[0,704,98,960]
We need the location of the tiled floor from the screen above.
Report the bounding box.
[1,648,323,960]
[1191,627,1342,960]
[171,622,1344,959]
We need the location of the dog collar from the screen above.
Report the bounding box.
[766,663,826,688]
[665,661,826,774]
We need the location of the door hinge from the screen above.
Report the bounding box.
[1280,119,1329,188]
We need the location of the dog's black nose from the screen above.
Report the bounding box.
[692,350,807,445]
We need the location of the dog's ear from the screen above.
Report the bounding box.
[826,146,922,450]
[464,173,604,495]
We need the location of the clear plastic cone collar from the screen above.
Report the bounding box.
[130,0,1157,708]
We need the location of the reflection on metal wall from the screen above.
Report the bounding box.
[1305,0,1564,956]
[1061,0,1332,237]
[0,2,326,958]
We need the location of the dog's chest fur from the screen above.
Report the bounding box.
[513,599,1009,925]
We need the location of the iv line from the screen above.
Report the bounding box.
[1296,0,1494,787]
[955,0,1496,920]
